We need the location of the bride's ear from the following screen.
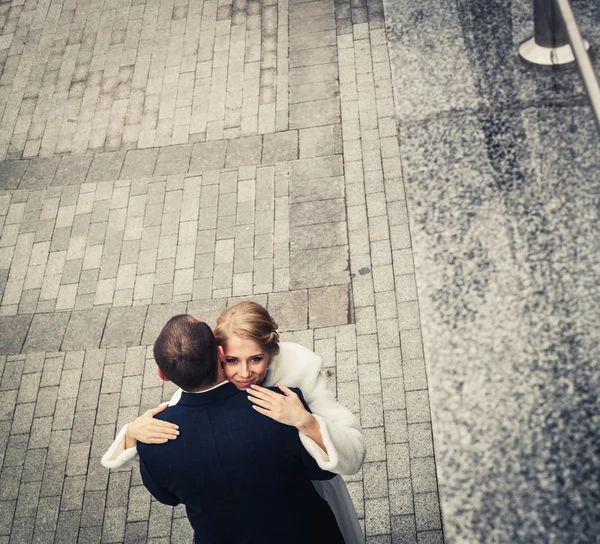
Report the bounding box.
[217,345,226,363]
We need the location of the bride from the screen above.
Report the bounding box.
[102,301,366,543]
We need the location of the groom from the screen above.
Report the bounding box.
[137,314,344,543]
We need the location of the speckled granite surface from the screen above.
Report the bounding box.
[384,0,600,541]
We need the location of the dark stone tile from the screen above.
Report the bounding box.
[225,135,262,168]
[190,141,227,171]
[0,315,33,354]
[19,158,61,189]
[289,246,349,289]
[101,306,148,348]
[262,131,298,163]
[186,299,228,328]
[86,151,126,183]
[309,285,350,327]
[61,308,109,350]
[267,290,308,331]
[141,302,188,345]
[53,155,93,186]
[0,160,27,190]
[22,312,70,353]
[153,144,193,176]
[121,148,159,179]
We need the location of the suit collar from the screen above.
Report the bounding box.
[178,382,241,405]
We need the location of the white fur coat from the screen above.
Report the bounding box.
[101,342,366,476]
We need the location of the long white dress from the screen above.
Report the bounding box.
[101,342,366,543]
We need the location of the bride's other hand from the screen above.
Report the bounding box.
[247,384,312,429]
[125,403,180,447]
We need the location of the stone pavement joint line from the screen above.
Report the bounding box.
[0,0,443,541]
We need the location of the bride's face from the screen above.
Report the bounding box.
[221,335,270,391]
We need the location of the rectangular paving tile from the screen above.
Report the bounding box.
[120,149,159,179]
[290,98,340,129]
[267,290,308,331]
[101,306,148,348]
[262,131,298,164]
[290,199,346,227]
[186,299,228,328]
[290,246,350,289]
[290,221,348,251]
[289,155,343,182]
[309,285,350,327]
[0,315,32,355]
[19,158,61,189]
[225,136,262,168]
[189,141,228,171]
[290,81,340,104]
[153,144,193,176]
[289,63,338,86]
[141,302,188,346]
[289,29,337,50]
[290,175,344,203]
[86,152,126,183]
[61,308,110,350]
[22,312,70,353]
[0,160,27,190]
[53,155,93,186]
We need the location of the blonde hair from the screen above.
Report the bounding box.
[214,301,280,358]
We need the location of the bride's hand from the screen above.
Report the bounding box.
[247,384,313,429]
[125,403,180,446]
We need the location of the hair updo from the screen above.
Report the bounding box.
[213,301,280,358]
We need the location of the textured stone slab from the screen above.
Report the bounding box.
[154,144,193,176]
[290,175,344,203]
[290,46,337,68]
[190,141,228,171]
[267,290,308,331]
[262,131,299,164]
[299,125,341,159]
[121,149,159,179]
[53,155,93,186]
[289,15,336,35]
[22,312,70,353]
[309,285,349,327]
[225,136,262,168]
[290,246,349,289]
[290,221,348,251]
[101,306,148,348]
[290,81,340,104]
[19,158,61,189]
[86,152,126,183]
[289,29,337,51]
[0,160,27,190]
[290,98,340,129]
[289,155,343,181]
[141,302,188,346]
[61,308,109,350]
[0,315,32,354]
[186,299,228,328]
[289,63,338,86]
[290,199,346,227]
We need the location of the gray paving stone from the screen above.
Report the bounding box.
[102,506,127,543]
[289,63,338,86]
[186,299,228,328]
[290,98,340,129]
[53,156,93,186]
[225,135,262,168]
[262,131,298,163]
[0,161,27,190]
[22,313,70,353]
[154,145,193,176]
[86,152,126,184]
[413,493,442,532]
[365,497,391,536]
[121,149,159,179]
[266,290,308,331]
[289,246,349,289]
[290,222,348,252]
[189,141,228,171]
[54,509,81,544]
[0,315,32,355]
[101,306,148,348]
[140,302,188,345]
[308,285,349,327]
[290,199,346,227]
[417,530,444,544]
[289,155,343,182]
[61,309,109,350]
[19,158,61,189]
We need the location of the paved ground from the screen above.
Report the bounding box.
[0,0,443,542]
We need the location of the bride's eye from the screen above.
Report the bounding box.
[225,358,237,364]
[250,356,263,363]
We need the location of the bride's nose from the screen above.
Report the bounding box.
[239,362,250,378]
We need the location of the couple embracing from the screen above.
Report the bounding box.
[101,301,367,543]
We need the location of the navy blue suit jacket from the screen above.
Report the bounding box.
[137,382,345,544]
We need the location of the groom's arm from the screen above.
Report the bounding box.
[139,457,181,506]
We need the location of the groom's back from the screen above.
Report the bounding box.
[137,384,343,544]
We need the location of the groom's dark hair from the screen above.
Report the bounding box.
[153,314,218,391]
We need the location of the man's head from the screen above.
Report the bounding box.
[153,314,221,391]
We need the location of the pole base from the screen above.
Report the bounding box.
[518,36,590,71]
